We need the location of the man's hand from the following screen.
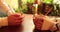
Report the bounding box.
[8,13,23,26]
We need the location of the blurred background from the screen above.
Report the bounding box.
[4,0,60,16]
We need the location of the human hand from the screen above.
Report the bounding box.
[8,13,23,26]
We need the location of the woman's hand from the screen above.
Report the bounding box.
[8,13,23,26]
[33,15,44,30]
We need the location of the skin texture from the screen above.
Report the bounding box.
[8,13,23,26]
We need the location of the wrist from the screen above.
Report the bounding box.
[0,17,8,27]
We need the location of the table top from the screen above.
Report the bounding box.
[0,25,22,32]
[0,26,51,32]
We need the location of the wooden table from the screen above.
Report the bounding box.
[0,25,22,32]
[0,26,51,32]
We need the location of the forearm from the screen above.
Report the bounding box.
[0,17,8,27]
[0,0,15,15]
[0,0,10,13]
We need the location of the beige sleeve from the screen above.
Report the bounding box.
[0,17,8,27]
